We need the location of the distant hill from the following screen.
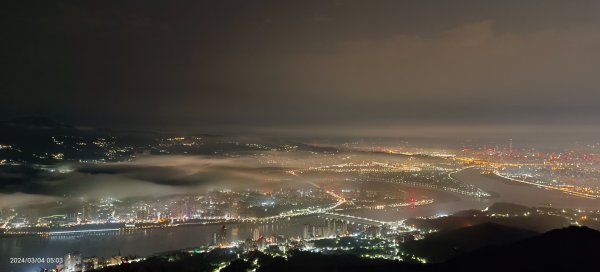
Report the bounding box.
[3,116,71,130]
[405,202,571,233]
[403,222,539,262]
[485,202,531,214]
[0,116,81,142]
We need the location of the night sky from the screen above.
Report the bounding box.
[2,1,600,132]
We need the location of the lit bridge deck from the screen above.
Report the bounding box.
[319,212,390,227]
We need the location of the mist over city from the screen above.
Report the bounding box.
[2,1,600,272]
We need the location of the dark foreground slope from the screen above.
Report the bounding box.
[445,225,600,271]
[98,226,600,272]
[402,222,539,262]
[98,250,426,272]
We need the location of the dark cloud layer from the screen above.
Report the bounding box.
[1,1,600,131]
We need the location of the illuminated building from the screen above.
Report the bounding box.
[212,225,228,246]
[82,257,99,272]
[63,252,82,272]
[303,224,309,240]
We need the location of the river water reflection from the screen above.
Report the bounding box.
[1,216,325,272]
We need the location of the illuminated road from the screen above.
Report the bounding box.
[452,167,600,209]
[257,195,346,222]
[49,228,120,235]
[255,171,347,222]
[493,171,598,199]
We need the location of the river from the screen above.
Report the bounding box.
[0,216,325,272]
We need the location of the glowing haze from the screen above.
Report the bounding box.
[1,0,600,132]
